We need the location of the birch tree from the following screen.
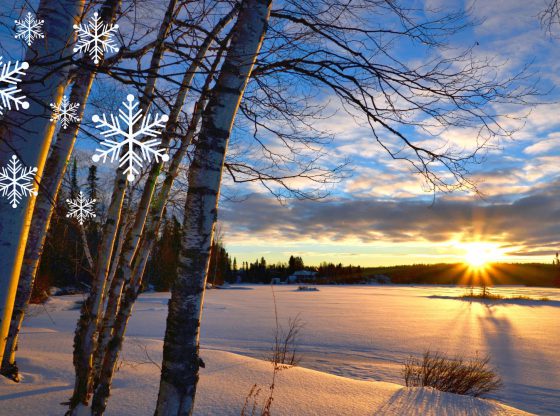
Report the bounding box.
[155,1,273,414]
[67,1,182,412]
[0,0,122,382]
[90,34,229,415]
[0,0,85,366]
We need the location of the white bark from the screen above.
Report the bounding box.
[0,0,85,367]
[69,1,177,411]
[155,1,272,414]
[2,1,124,380]
[90,46,225,413]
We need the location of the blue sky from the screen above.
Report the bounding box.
[220,0,560,266]
[2,0,560,267]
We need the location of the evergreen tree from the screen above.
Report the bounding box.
[70,158,79,200]
[288,255,304,274]
[86,165,99,201]
[146,216,182,291]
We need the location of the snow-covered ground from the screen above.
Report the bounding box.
[0,285,558,415]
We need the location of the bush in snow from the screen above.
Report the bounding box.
[268,314,304,367]
[403,350,502,397]
[297,285,319,292]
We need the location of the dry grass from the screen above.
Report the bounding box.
[460,288,550,302]
[268,315,304,368]
[241,286,305,415]
[403,351,502,397]
[241,384,273,416]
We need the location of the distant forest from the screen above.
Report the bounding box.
[363,263,560,288]
[32,161,560,301]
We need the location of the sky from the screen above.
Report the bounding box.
[220,0,560,267]
[2,0,560,268]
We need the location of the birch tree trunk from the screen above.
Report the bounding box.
[90,11,237,402]
[69,1,177,412]
[0,0,85,367]
[90,40,227,414]
[0,0,122,380]
[155,1,272,414]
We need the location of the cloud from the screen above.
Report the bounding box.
[220,181,560,257]
[524,133,560,155]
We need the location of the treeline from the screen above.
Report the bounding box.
[364,263,560,287]
[229,255,365,284]
[32,160,101,302]
[144,223,234,290]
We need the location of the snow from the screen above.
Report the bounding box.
[14,12,44,46]
[0,57,29,115]
[0,155,38,208]
[1,285,557,415]
[91,94,169,181]
[66,191,96,224]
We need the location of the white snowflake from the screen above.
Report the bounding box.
[91,94,170,181]
[0,155,38,209]
[66,191,96,225]
[73,11,119,64]
[0,57,30,115]
[50,95,80,129]
[14,12,44,46]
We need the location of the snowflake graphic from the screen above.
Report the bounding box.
[73,11,119,64]
[66,191,96,225]
[0,155,38,209]
[14,12,44,46]
[91,94,169,181]
[50,95,80,129]
[0,57,30,115]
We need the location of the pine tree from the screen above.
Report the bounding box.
[70,158,79,200]
[86,165,99,201]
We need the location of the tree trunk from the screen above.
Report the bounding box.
[155,1,271,414]
[90,40,227,413]
[68,1,177,412]
[1,0,122,384]
[0,0,85,368]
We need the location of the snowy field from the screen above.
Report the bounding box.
[0,284,558,415]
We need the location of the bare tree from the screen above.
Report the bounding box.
[155,1,273,414]
[541,0,560,35]
[67,1,181,413]
[0,0,122,382]
[90,14,236,414]
[0,0,85,367]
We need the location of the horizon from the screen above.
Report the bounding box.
[228,255,558,269]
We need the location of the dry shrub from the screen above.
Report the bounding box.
[241,287,305,415]
[269,315,304,368]
[403,350,502,397]
[241,384,273,416]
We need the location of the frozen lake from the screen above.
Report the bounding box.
[23,284,560,415]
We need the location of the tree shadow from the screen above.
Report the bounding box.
[0,384,70,400]
[428,295,560,307]
[375,387,508,415]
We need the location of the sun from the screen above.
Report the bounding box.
[463,243,496,269]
